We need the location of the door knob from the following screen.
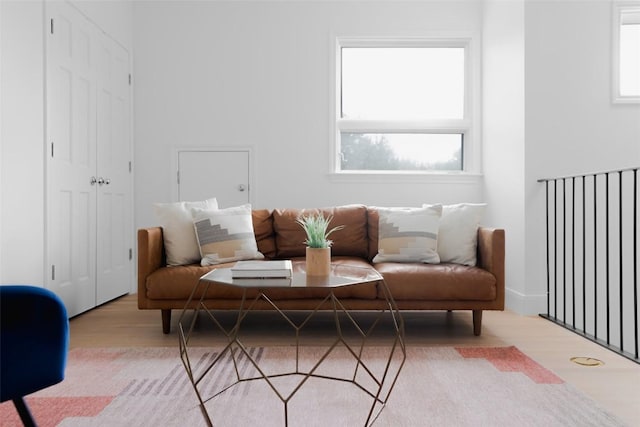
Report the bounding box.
[238,184,246,192]
[104,178,111,185]
[90,176,97,185]
[97,177,105,185]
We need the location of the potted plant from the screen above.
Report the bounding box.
[296,213,344,276]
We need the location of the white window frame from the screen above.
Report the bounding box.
[612,1,640,104]
[332,36,481,180]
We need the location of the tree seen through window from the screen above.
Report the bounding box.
[340,133,462,171]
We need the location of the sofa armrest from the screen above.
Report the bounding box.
[137,227,165,308]
[477,227,505,309]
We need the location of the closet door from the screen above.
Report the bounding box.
[46,1,98,317]
[46,1,132,315]
[96,36,132,305]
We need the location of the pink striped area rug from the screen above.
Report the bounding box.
[0,346,624,426]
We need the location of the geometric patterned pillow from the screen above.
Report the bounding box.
[191,204,264,266]
[372,205,442,264]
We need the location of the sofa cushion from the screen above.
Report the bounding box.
[372,205,442,264]
[374,262,496,301]
[367,207,380,261]
[192,204,264,265]
[145,264,217,300]
[272,205,369,259]
[145,257,377,301]
[252,209,276,259]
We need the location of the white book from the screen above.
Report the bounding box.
[231,260,293,278]
[231,277,293,287]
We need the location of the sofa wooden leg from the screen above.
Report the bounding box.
[472,310,482,336]
[161,309,171,334]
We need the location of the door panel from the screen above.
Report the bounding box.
[47,1,97,316]
[96,33,132,305]
[178,150,250,207]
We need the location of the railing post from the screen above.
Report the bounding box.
[582,175,586,334]
[563,178,567,325]
[572,177,576,329]
[554,179,558,320]
[545,180,550,317]
[634,169,638,359]
[619,171,624,351]
[605,172,610,345]
[594,174,598,341]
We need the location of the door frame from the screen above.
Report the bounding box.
[171,146,254,204]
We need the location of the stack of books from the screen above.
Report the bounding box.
[231,260,293,279]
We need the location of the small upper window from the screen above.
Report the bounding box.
[613,3,640,102]
[334,38,475,174]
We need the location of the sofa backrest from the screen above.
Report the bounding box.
[366,207,380,261]
[269,204,370,259]
[252,209,277,259]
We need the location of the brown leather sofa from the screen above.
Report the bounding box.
[138,205,505,336]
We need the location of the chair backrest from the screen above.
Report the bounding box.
[0,285,69,402]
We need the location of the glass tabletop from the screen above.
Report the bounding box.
[200,261,382,289]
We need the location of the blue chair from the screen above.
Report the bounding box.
[0,285,69,427]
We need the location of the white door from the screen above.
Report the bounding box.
[46,1,132,315]
[46,2,98,316]
[96,32,132,305]
[177,150,250,207]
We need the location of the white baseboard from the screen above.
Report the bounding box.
[505,287,547,315]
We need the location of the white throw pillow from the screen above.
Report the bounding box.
[433,203,486,266]
[373,205,442,264]
[192,204,264,266]
[153,198,218,266]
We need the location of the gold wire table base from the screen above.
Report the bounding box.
[178,274,405,427]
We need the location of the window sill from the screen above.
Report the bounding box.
[328,171,483,184]
[612,96,640,104]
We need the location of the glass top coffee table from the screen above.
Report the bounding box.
[178,261,405,426]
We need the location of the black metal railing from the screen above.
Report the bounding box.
[538,167,638,363]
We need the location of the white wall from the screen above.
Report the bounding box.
[484,0,639,315]
[525,1,640,179]
[134,1,638,315]
[0,1,2,281]
[522,0,640,314]
[133,0,485,228]
[0,0,133,286]
[482,0,528,312]
[3,0,636,312]
[0,0,46,285]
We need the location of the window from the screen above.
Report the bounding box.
[334,38,476,174]
[613,3,640,103]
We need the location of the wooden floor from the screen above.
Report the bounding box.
[70,294,639,426]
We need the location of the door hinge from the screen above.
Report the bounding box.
[177,170,180,185]
[128,74,131,85]
[129,248,133,261]
[50,18,54,34]
[51,265,55,280]
[129,161,132,173]
[51,142,54,158]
